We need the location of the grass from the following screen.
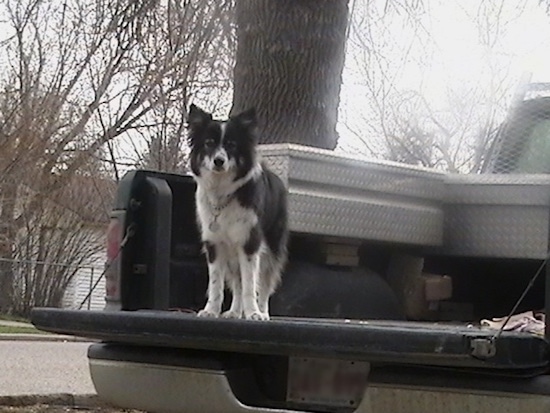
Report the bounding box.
[0,325,50,335]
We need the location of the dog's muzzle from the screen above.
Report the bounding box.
[213,157,225,171]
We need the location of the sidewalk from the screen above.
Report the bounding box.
[0,319,92,342]
[0,319,34,328]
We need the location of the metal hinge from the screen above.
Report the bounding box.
[133,264,147,274]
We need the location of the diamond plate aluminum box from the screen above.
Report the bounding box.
[259,144,445,247]
[442,174,550,259]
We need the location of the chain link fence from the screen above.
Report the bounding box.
[0,257,106,312]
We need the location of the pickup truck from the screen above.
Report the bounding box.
[32,90,550,413]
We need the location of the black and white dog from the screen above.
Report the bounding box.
[187,104,288,320]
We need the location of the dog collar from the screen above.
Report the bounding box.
[206,195,233,232]
[207,194,233,212]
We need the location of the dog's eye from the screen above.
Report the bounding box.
[224,140,236,150]
[205,138,216,148]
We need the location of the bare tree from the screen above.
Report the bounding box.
[342,0,529,172]
[103,0,235,175]
[9,176,112,315]
[0,0,233,313]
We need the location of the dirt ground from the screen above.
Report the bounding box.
[0,394,145,412]
[0,406,143,412]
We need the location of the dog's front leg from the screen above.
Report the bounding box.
[238,248,266,320]
[221,276,242,319]
[198,241,224,317]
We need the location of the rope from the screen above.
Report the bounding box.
[77,223,135,310]
[490,251,550,342]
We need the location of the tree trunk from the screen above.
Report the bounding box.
[232,0,349,150]
[0,182,17,313]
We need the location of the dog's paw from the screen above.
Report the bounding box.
[197,309,220,318]
[221,310,242,319]
[244,311,269,321]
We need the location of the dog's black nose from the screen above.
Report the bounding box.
[214,157,225,167]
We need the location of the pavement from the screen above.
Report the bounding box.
[0,341,96,396]
[0,318,98,402]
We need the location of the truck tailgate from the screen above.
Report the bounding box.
[31,308,548,372]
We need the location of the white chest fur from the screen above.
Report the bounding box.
[193,164,262,245]
[195,185,258,245]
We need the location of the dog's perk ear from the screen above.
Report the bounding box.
[187,104,212,130]
[232,107,257,128]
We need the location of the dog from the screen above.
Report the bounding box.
[187,104,288,320]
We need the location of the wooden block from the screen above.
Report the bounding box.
[322,243,360,257]
[423,273,453,301]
